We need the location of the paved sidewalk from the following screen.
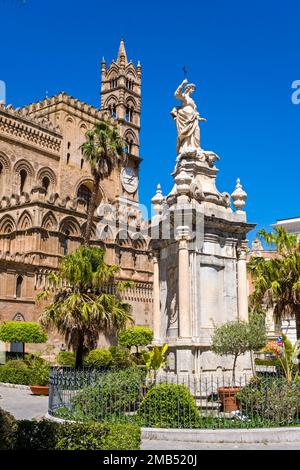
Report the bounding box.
[142,439,300,450]
[0,385,48,420]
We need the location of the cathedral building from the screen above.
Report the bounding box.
[0,40,153,354]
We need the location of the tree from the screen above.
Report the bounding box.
[211,321,249,383]
[248,227,300,339]
[80,121,126,246]
[38,246,133,368]
[118,326,153,353]
[0,322,47,344]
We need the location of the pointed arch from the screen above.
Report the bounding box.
[116,230,132,247]
[41,211,58,231]
[81,220,97,239]
[97,224,115,243]
[132,233,147,250]
[106,65,119,78]
[124,129,137,143]
[125,96,137,108]
[59,216,81,236]
[18,211,32,231]
[0,215,16,234]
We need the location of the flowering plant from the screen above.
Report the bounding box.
[261,341,282,356]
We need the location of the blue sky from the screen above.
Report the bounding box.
[1,0,300,242]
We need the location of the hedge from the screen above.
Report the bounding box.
[56,351,76,367]
[0,357,50,386]
[67,366,146,421]
[83,349,112,368]
[0,408,17,450]
[0,360,34,385]
[138,383,201,428]
[14,420,141,450]
[237,377,300,425]
[118,326,153,349]
[0,321,47,343]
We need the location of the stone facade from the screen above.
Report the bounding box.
[0,40,153,355]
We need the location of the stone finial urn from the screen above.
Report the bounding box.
[151,183,165,215]
[231,178,247,212]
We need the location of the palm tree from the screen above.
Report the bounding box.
[38,246,133,368]
[81,121,126,246]
[248,227,300,339]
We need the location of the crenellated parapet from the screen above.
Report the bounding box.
[0,103,62,154]
[19,92,116,126]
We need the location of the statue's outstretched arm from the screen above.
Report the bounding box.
[174,79,188,100]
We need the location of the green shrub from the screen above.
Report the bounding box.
[84,349,112,368]
[15,420,140,450]
[55,422,107,450]
[15,420,60,450]
[237,378,300,425]
[101,423,141,450]
[0,321,47,343]
[118,326,153,350]
[56,351,75,367]
[29,357,50,386]
[0,360,33,385]
[69,367,146,421]
[0,408,17,450]
[109,345,132,368]
[0,357,50,385]
[138,383,201,428]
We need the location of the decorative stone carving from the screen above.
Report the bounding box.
[231,178,247,212]
[151,184,165,216]
[251,237,263,256]
[174,170,192,196]
[171,79,206,157]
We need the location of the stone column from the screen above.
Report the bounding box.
[237,244,248,322]
[176,227,191,338]
[152,251,161,341]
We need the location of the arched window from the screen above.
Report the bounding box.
[77,184,92,208]
[19,169,27,193]
[42,176,50,192]
[16,275,23,298]
[125,138,133,155]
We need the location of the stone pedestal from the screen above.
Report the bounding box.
[151,148,255,380]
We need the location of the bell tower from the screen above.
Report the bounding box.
[100,39,141,163]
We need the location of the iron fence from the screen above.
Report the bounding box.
[48,366,300,429]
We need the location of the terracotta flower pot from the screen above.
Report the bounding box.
[217,386,241,412]
[30,385,49,396]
